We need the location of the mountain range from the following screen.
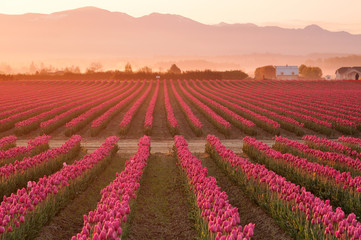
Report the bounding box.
[1,6,360,60]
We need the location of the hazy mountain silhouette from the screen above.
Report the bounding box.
[1,6,360,60]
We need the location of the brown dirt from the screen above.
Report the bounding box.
[151,81,173,140]
[122,82,155,139]
[167,81,197,139]
[78,81,150,139]
[197,153,292,240]
[173,80,245,140]
[35,153,128,240]
[15,138,277,154]
[125,153,197,240]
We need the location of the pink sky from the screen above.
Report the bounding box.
[1,0,361,34]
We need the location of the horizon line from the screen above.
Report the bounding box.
[0,6,359,35]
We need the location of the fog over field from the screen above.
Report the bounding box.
[1,7,361,76]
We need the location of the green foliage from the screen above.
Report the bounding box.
[254,65,276,80]
[124,63,133,73]
[299,64,323,79]
[168,64,181,74]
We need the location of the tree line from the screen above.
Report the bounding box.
[0,63,248,81]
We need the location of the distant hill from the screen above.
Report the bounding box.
[1,6,361,60]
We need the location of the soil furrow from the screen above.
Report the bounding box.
[197,153,292,240]
[35,154,128,240]
[125,153,197,240]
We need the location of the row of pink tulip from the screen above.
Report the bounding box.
[338,136,361,152]
[219,81,357,134]
[250,81,361,124]
[0,101,74,133]
[65,82,138,136]
[259,92,358,133]
[262,89,361,127]
[0,81,112,132]
[243,136,361,217]
[170,80,203,136]
[0,135,80,197]
[194,80,282,135]
[206,135,361,239]
[187,80,257,135]
[0,135,50,165]
[177,80,231,135]
[229,80,361,118]
[0,84,88,119]
[202,80,305,133]
[72,135,151,240]
[209,81,332,135]
[229,80,360,124]
[0,80,103,115]
[303,135,360,158]
[119,81,153,135]
[187,80,255,129]
[0,136,119,240]
[199,83,304,135]
[13,82,115,136]
[144,80,160,135]
[40,81,129,134]
[90,81,146,136]
[0,136,16,151]
[174,135,255,240]
[232,79,361,117]
[207,81,305,131]
[273,136,361,177]
[164,81,179,135]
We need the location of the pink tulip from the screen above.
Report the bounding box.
[174,135,254,239]
[72,136,151,239]
[164,80,179,133]
[207,134,361,239]
[144,80,160,131]
[40,81,129,133]
[119,81,153,133]
[91,81,143,130]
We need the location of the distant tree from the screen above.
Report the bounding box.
[254,65,276,80]
[73,66,81,73]
[64,65,81,73]
[86,62,103,73]
[29,62,37,74]
[124,62,133,73]
[299,64,322,79]
[221,70,248,80]
[299,64,307,74]
[138,66,152,73]
[168,64,181,74]
[38,64,55,75]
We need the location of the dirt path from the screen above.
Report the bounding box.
[125,154,197,240]
[151,82,172,140]
[167,81,197,139]
[197,153,292,240]
[174,81,230,139]
[123,83,154,139]
[35,153,128,240]
[16,138,281,153]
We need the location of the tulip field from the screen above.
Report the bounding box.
[1,79,361,239]
[1,79,361,139]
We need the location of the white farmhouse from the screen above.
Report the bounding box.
[275,66,299,80]
[335,67,361,80]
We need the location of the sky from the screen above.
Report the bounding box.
[1,0,361,34]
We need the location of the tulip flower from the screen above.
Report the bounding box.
[72,136,150,240]
[174,135,254,240]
